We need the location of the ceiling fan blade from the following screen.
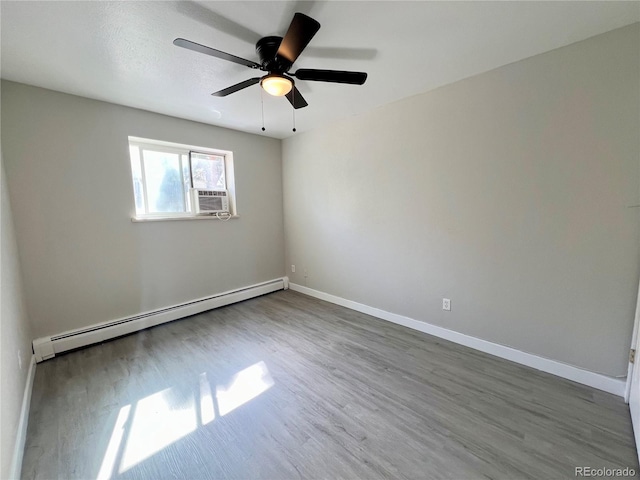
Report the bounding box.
[212,78,261,97]
[174,38,260,69]
[293,69,367,85]
[276,13,321,66]
[285,87,308,109]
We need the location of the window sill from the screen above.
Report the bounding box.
[131,214,239,223]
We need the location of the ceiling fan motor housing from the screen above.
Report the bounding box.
[256,36,291,72]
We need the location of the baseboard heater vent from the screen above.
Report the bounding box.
[33,277,288,362]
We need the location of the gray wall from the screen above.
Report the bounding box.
[283,24,640,377]
[1,150,33,479]
[1,81,284,338]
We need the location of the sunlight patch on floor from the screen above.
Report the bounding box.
[97,405,131,480]
[199,372,216,425]
[97,361,274,477]
[217,361,274,416]
[119,387,198,472]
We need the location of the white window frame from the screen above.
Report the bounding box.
[128,136,236,221]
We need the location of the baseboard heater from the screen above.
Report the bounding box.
[33,277,288,363]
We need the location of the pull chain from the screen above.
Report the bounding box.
[260,88,266,132]
[292,88,297,133]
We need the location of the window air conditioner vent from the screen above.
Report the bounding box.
[191,189,229,214]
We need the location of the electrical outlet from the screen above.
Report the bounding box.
[304,268,308,278]
[18,350,23,369]
[442,298,451,311]
[291,265,296,273]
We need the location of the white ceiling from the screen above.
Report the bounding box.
[1,1,638,139]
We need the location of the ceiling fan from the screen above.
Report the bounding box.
[174,12,368,109]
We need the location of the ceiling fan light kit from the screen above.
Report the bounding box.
[174,12,368,131]
[260,74,293,97]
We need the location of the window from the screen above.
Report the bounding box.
[128,137,234,220]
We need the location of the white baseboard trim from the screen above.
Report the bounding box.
[289,283,626,397]
[9,355,36,480]
[33,278,286,362]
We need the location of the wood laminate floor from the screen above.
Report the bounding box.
[22,290,638,480]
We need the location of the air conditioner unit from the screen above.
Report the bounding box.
[191,189,230,214]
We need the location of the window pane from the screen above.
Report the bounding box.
[182,154,192,212]
[142,150,185,213]
[190,153,225,190]
[129,146,145,215]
